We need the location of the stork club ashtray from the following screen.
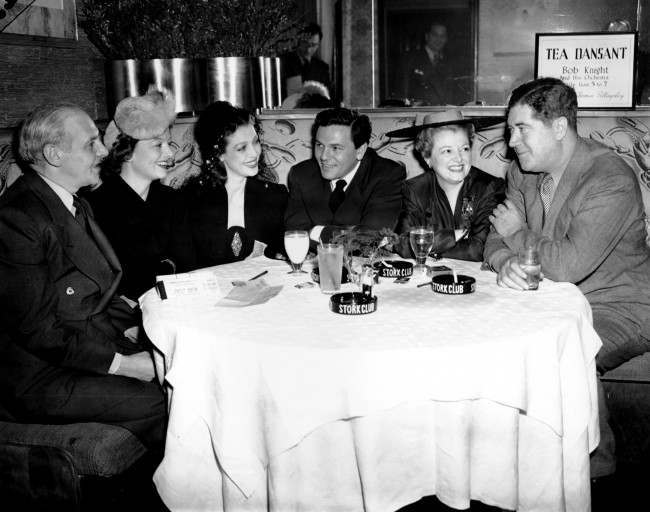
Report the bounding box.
[430,274,476,295]
[329,292,378,315]
[373,260,414,278]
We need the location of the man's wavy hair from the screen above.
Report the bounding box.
[507,77,578,131]
[312,108,372,149]
[18,103,86,167]
[190,101,277,188]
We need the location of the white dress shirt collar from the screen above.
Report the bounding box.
[330,160,361,192]
[38,173,76,215]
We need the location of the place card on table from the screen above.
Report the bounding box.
[155,270,222,301]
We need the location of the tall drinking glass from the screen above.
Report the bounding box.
[284,230,309,274]
[317,243,344,293]
[409,226,434,273]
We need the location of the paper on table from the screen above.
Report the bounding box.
[155,270,223,301]
[216,279,283,307]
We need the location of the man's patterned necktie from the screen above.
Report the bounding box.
[540,173,554,223]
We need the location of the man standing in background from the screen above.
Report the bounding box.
[403,22,466,105]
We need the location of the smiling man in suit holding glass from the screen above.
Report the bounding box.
[484,77,650,480]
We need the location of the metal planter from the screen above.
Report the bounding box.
[205,57,282,112]
[106,57,282,115]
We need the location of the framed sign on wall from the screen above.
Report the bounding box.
[535,32,637,109]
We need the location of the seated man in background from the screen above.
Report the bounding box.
[283,22,331,97]
[484,77,650,478]
[285,107,405,243]
[0,104,166,455]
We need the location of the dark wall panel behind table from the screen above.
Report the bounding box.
[0,2,106,129]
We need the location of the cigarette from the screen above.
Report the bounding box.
[248,270,268,281]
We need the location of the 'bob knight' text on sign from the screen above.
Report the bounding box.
[536,33,636,108]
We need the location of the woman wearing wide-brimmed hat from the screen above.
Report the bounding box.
[87,87,195,299]
[388,109,506,261]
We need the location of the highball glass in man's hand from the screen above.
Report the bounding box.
[317,243,344,293]
[409,226,434,273]
[518,246,541,290]
[284,230,309,274]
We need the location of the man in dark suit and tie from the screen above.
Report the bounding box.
[282,22,331,97]
[0,104,166,452]
[402,22,468,106]
[485,78,650,479]
[285,107,405,243]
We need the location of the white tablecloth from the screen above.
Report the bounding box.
[141,257,601,512]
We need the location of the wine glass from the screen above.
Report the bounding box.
[409,226,434,273]
[284,230,309,274]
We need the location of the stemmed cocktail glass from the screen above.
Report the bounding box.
[284,230,309,274]
[409,226,434,273]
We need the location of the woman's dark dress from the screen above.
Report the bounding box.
[397,167,505,261]
[87,175,195,299]
[183,177,288,268]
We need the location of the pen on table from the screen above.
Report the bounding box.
[248,270,268,281]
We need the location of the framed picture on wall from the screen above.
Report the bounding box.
[0,0,77,40]
[378,0,477,107]
[535,32,637,109]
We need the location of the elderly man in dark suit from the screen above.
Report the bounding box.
[0,104,166,452]
[285,107,405,243]
[485,77,650,479]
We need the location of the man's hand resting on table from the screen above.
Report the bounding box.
[114,352,156,381]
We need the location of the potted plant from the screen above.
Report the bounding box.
[80,0,301,112]
[332,227,400,285]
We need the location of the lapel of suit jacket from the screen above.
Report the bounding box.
[334,150,372,223]
[24,173,120,303]
[524,172,545,233]
[244,178,262,234]
[213,183,228,225]
[84,197,122,273]
[541,139,590,237]
[306,162,333,224]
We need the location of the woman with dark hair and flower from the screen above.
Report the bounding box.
[391,109,505,262]
[183,101,288,266]
[87,87,195,300]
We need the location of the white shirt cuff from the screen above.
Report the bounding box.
[310,225,325,242]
